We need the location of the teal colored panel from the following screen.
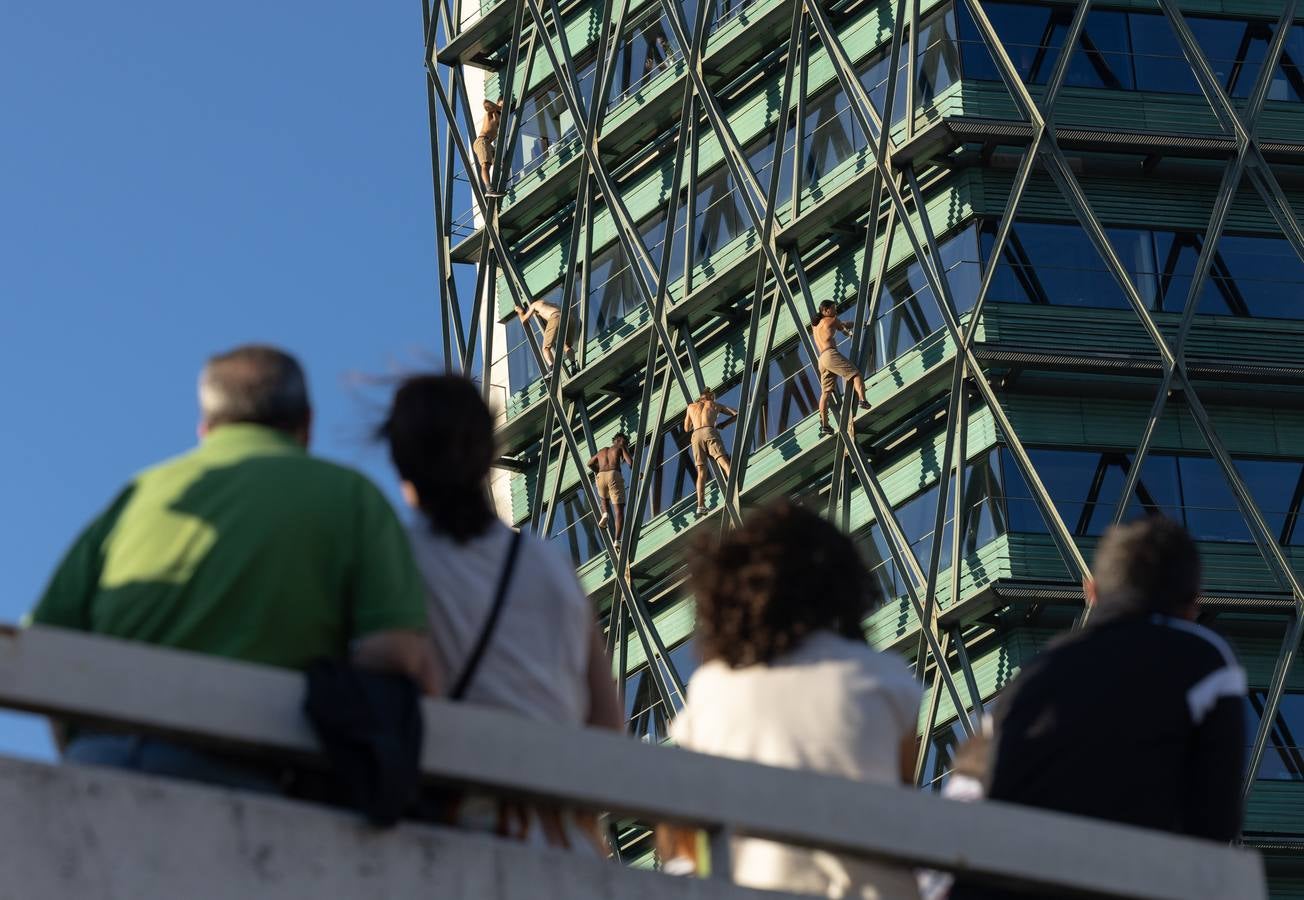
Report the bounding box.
[620,597,696,674]
[1247,782,1304,836]
[999,391,1304,459]
[919,627,1053,730]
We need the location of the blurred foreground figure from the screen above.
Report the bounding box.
[952,517,1246,900]
[660,499,922,899]
[33,345,435,791]
[380,374,622,849]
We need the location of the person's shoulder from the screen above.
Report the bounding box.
[293,454,376,490]
[131,445,208,482]
[804,632,917,684]
[1145,616,1240,669]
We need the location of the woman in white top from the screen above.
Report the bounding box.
[379,374,623,848]
[662,500,923,899]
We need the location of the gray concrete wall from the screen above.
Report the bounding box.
[0,757,784,900]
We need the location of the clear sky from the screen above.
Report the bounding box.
[1,2,454,758]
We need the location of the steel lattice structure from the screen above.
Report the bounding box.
[425,0,1304,871]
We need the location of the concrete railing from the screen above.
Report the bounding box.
[0,625,1268,899]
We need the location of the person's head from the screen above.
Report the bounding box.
[813,300,838,327]
[691,499,875,668]
[378,374,496,543]
[198,345,311,444]
[1085,516,1201,620]
[700,388,715,403]
[613,432,629,449]
[484,98,500,113]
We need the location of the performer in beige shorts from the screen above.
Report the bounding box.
[517,299,576,371]
[683,389,737,516]
[589,433,633,537]
[474,99,503,196]
[811,300,870,437]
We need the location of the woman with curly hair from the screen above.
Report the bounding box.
[662,499,922,899]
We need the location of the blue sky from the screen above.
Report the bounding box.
[1,3,457,757]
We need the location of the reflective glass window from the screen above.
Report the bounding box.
[1189,16,1272,99]
[1246,690,1304,781]
[999,448,1181,537]
[915,6,962,106]
[958,3,1132,89]
[608,17,678,105]
[693,165,749,265]
[957,1,1070,85]
[1177,456,1253,542]
[859,448,1004,598]
[1130,13,1202,95]
[587,236,646,337]
[800,85,856,190]
[626,638,698,742]
[981,221,1131,310]
[1198,234,1304,319]
[1234,458,1304,544]
[873,224,981,369]
[547,487,603,566]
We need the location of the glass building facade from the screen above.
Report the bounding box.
[428,0,1304,887]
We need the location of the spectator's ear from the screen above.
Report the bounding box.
[400,480,420,509]
[1083,577,1097,608]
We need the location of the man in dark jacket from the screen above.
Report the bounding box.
[953,517,1246,897]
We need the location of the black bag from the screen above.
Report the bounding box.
[303,661,423,827]
[304,530,524,827]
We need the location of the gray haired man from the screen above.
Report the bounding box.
[33,344,436,791]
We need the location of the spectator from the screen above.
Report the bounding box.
[660,500,922,899]
[379,374,623,849]
[32,345,436,792]
[951,517,1246,899]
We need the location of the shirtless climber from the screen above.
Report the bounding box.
[473,99,503,196]
[683,389,737,517]
[812,300,870,437]
[517,299,576,371]
[589,433,634,538]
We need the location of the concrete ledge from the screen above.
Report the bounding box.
[0,757,785,900]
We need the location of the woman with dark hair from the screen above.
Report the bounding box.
[661,499,922,898]
[379,374,623,847]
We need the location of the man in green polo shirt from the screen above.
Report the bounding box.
[32,344,435,790]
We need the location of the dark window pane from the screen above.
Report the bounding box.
[1246,690,1304,781]
[1177,456,1252,542]
[958,1,1069,85]
[983,221,1130,310]
[1065,11,1135,90]
[1130,13,1202,95]
[1234,458,1304,543]
[1275,25,1304,102]
[1189,16,1269,99]
[1200,234,1304,319]
[1000,447,1181,537]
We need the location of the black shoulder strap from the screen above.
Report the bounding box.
[449,529,524,701]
